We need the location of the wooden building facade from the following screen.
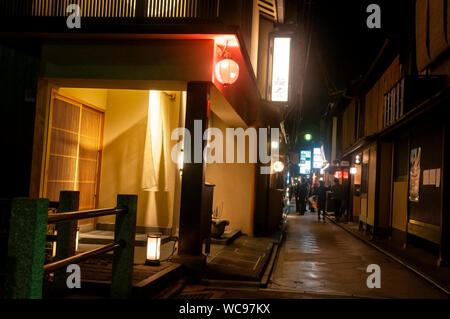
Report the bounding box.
[328,0,450,266]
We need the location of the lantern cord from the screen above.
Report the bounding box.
[217,40,230,58]
[161,237,179,262]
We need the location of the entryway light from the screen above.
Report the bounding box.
[273,161,285,173]
[146,233,162,266]
[350,167,358,175]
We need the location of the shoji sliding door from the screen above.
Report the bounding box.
[44,90,103,229]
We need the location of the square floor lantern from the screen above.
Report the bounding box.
[146,233,162,266]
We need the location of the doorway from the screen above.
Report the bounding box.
[43,90,104,230]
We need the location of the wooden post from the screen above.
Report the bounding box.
[178,82,209,256]
[5,198,49,299]
[135,0,149,17]
[438,125,449,266]
[53,191,79,293]
[110,194,137,299]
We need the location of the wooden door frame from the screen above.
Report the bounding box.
[30,81,105,231]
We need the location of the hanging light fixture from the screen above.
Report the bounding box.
[304,133,312,141]
[215,41,239,85]
[334,170,342,179]
[273,161,285,173]
[146,233,162,266]
[215,59,239,85]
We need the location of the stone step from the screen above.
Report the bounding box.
[79,230,170,246]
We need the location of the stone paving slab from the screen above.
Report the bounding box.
[205,236,274,281]
[210,229,241,245]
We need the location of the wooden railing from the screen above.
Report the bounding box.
[0,0,221,19]
[5,191,137,299]
[383,78,405,128]
[383,76,447,129]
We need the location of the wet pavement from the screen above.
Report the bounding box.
[174,206,448,299]
[268,213,447,298]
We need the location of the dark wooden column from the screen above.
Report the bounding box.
[135,0,149,17]
[178,82,209,256]
[438,124,449,266]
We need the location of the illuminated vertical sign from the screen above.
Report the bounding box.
[299,150,311,175]
[271,37,291,102]
[313,148,323,169]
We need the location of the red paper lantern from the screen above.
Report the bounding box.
[215,58,239,85]
[334,170,342,179]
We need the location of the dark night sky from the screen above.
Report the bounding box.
[300,0,410,125]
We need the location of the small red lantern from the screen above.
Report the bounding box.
[215,58,239,85]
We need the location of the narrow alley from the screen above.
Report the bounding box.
[269,212,446,298]
[2,1,450,311]
[177,207,447,299]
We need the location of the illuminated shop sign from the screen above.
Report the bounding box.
[271,37,291,102]
[299,150,311,175]
[313,148,323,169]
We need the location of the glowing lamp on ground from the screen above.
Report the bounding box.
[52,230,58,257]
[215,58,239,85]
[75,227,80,252]
[146,233,162,266]
[273,161,285,173]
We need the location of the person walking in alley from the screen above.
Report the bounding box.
[331,178,344,221]
[294,182,300,213]
[296,178,308,215]
[309,181,319,213]
[316,180,329,221]
[288,184,294,203]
